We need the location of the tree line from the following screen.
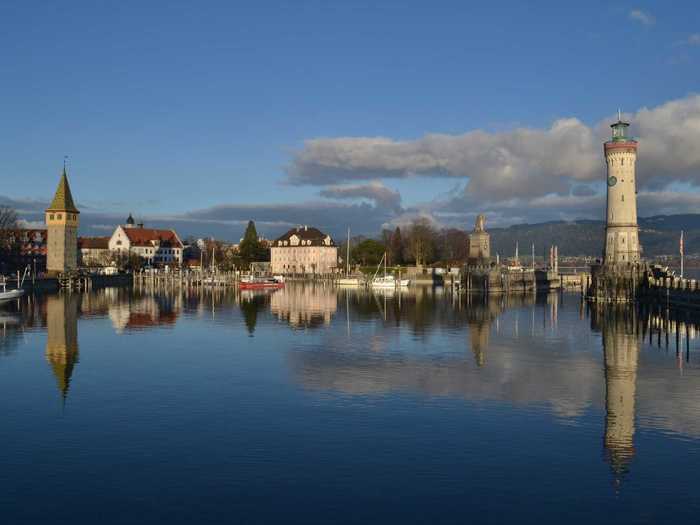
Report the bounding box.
[345,217,469,268]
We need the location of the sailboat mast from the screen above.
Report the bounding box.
[346,227,350,276]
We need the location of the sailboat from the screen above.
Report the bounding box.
[369,252,409,289]
[202,247,226,286]
[337,228,362,286]
[0,269,27,303]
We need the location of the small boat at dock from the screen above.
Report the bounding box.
[369,253,410,289]
[0,281,25,303]
[239,276,285,290]
[337,227,363,287]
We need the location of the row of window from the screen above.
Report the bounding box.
[48,213,78,221]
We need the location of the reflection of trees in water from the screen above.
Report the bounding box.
[240,293,270,335]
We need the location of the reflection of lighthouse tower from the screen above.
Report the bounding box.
[603,113,641,265]
[602,311,640,481]
[45,294,80,402]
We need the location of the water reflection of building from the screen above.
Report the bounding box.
[270,284,337,329]
[466,297,504,367]
[596,307,640,485]
[108,293,182,333]
[45,293,80,402]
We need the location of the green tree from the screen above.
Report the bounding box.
[390,227,404,265]
[352,239,385,266]
[239,220,267,265]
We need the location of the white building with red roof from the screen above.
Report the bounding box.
[108,216,183,266]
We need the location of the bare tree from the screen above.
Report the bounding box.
[407,218,435,266]
[0,206,18,252]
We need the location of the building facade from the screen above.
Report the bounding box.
[467,214,490,265]
[270,226,338,275]
[108,222,183,266]
[604,115,641,265]
[46,168,79,274]
[78,237,111,266]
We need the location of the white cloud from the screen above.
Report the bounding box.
[629,9,655,26]
[319,181,402,211]
[286,94,700,211]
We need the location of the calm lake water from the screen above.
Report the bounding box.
[1,284,700,524]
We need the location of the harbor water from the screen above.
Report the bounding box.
[1,284,700,524]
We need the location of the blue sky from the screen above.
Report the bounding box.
[2,1,700,239]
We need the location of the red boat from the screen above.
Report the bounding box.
[239,277,285,290]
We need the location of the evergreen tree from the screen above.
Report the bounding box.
[351,239,385,266]
[239,220,264,264]
[390,227,404,265]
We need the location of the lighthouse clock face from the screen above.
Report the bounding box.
[608,176,617,187]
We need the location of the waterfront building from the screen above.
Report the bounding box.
[604,113,641,265]
[270,226,338,275]
[45,167,79,274]
[78,236,111,266]
[108,220,183,266]
[467,214,490,265]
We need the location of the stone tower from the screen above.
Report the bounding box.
[45,293,80,403]
[46,167,80,274]
[604,113,641,265]
[467,214,490,265]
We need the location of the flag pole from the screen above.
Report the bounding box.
[680,230,684,279]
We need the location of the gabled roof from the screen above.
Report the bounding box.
[274,226,335,247]
[46,168,79,213]
[78,236,110,249]
[122,228,183,248]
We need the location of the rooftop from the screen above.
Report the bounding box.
[274,226,336,247]
[122,227,183,248]
[46,168,79,213]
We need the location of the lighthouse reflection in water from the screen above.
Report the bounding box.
[0,284,699,524]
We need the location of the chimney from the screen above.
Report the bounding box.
[304,225,308,231]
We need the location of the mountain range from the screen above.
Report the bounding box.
[487,215,699,257]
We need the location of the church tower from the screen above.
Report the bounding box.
[46,167,80,274]
[604,113,641,265]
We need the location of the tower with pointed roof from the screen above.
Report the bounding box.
[46,167,80,273]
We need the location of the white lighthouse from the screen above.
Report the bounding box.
[603,112,641,265]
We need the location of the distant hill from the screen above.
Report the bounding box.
[487,215,699,257]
